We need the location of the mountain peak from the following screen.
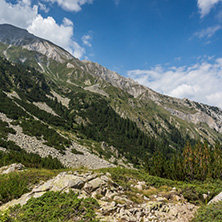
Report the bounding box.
[0,23,74,62]
[0,23,38,46]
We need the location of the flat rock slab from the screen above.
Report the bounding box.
[33,173,85,193]
[0,172,92,211]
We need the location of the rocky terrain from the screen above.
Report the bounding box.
[0,112,114,169]
[82,60,222,137]
[0,164,198,222]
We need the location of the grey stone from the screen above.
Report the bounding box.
[208,192,222,205]
[0,163,24,174]
[83,177,106,193]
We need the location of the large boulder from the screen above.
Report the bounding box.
[33,172,85,193]
[83,177,106,194]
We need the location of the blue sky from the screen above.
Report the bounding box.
[1,0,222,107]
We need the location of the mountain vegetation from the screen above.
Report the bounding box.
[2,191,99,222]
[147,141,222,181]
[0,24,222,221]
[0,56,195,169]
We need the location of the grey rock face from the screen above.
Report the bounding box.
[0,163,24,174]
[0,24,73,62]
[208,192,222,205]
[0,24,38,46]
[82,60,150,99]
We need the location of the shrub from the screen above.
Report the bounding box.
[71,148,84,155]
[3,191,100,222]
[192,202,222,222]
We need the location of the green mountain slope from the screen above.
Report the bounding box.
[0,24,222,170]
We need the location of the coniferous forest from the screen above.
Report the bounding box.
[0,56,222,182]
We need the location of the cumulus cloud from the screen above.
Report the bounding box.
[27,15,85,58]
[43,0,93,12]
[28,16,71,49]
[197,0,222,18]
[82,34,92,47]
[0,0,38,28]
[0,0,88,59]
[127,57,222,108]
[192,25,222,39]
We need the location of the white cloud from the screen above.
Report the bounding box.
[27,15,85,58]
[192,25,222,39]
[62,17,73,26]
[127,57,222,108]
[197,0,222,18]
[207,92,222,107]
[38,2,50,13]
[82,34,92,47]
[72,41,86,59]
[43,0,93,12]
[0,0,38,28]
[0,0,88,59]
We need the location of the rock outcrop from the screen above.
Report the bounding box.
[0,163,24,174]
[0,169,198,221]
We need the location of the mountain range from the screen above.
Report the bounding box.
[0,23,222,169]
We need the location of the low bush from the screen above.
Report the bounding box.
[1,191,99,222]
[192,202,222,222]
[71,148,84,155]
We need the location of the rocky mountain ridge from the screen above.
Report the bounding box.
[81,60,222,135]
[0,23,222,162]
[0,24,73,62]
